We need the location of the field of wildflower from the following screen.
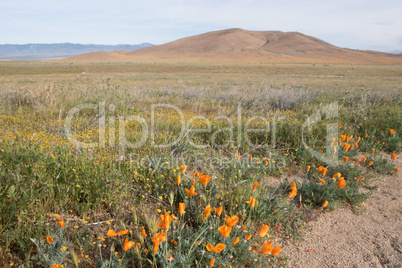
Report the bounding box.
[0,61,401,267]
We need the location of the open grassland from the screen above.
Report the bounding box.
[0,61,401,267]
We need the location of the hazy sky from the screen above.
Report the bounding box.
[1,0,401,52]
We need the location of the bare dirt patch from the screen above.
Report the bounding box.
[284,156,402,268]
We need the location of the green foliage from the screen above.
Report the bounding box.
[30,229,69,267]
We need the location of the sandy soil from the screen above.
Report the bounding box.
[284,155,402,268]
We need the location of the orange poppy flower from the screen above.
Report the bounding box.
[166,254,174,261]
[52,265,63,268]
[243,234,252,240]
[361,157,367,163]
[258,224,269,237]
[152,238,160,253]
[156,232,167,242]
[391,153,397,159]
[320,179,326,184]
[395,168,399,172]
[390,129,396,134]
[371,148,375,153]
[209,259,216,267]
[123,238,135,251]
[198,175,211,186]
[343,143,351,152]
[322,200,329,208]
[185,185,198,196]
[46,236,53,244]
[337,177,346,189]
[368,161,373,166]
[341,134,347,141]
[232,237,239,245]
[56,217,65,228]
[241,225,246,231]
[288,189,297,198]
[317,166,324,172]
[178,203,185,215]
[202,205,212,220]
[107,229,128,237]
[157,211,173,231]
[141,229,147,237]
[151,232,167,253]
[344,156,349,162]
[252,181,259,191]
[177,174,182,185]
[259,240,274,254]
[333,145,337,153]
[136,243,141,249]
[290,182,297,190]
[271,246,282,256]
[106,229,117,237]
[331,137,336,146]
[118,230,128,236]
[218,225,232,238]
[321,168,327,176]
[306,165,311,172]
[180,165,187,172]
[206,243,226,253]
[165,254,174,261]
[225,215,239,227]
[214,207,222,216]
[288,182,297,198]
[245,195,256,208]
[333,172,341,178]
[193,171,203,177]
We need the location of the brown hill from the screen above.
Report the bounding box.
[63,51,132,62]
[64,28,402,63]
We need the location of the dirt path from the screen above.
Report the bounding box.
[284,156,402,268]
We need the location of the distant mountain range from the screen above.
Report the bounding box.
[0,43,153,60]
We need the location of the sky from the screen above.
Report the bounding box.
[1,0,401,52]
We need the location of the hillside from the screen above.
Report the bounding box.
[65,28,402,63]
